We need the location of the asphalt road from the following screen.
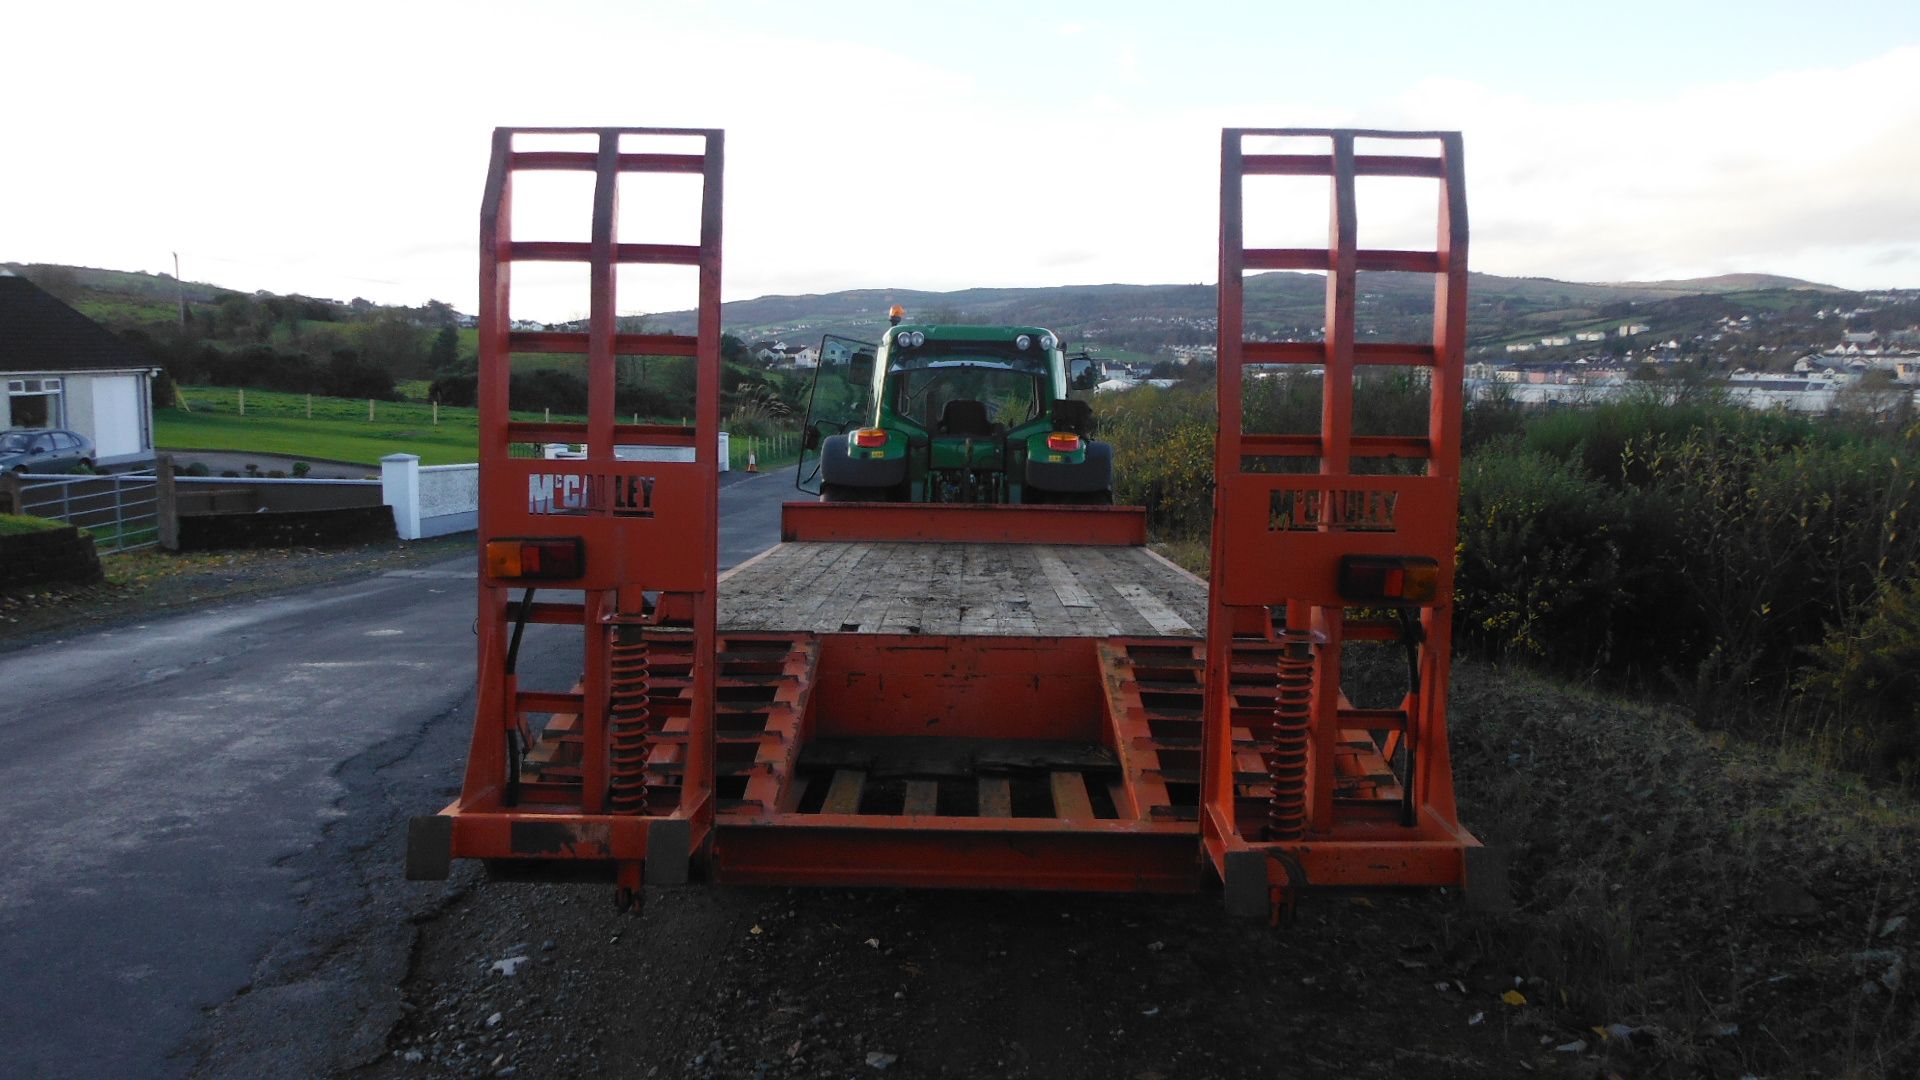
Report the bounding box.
[0,469,799,1080]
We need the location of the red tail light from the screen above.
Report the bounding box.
[1338,555,1439,603]
[852,428,888,448]
[1046,432,1082,452]
[486,537,585,580]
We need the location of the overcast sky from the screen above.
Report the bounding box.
[6,1,1918,320]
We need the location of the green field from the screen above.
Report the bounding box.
[158,385,799,470]
[160,386,488,465]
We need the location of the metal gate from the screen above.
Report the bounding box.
[2,472,161,553]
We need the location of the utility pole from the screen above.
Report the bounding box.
[172,251,186,329]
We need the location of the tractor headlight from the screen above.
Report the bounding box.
[909,331,925,347]
[1015,335,1032,350]
[1039,333,1057,350]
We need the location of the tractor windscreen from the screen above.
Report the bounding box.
[895,367,1043,431]
[888,340,1051,431]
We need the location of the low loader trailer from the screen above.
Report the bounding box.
[407,126,1496,921]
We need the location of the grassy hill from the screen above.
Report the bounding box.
[645,270,1853,358]
[7,258,1890,383]
[1600,272,1848,295]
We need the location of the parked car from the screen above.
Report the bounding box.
[0,429,95,473]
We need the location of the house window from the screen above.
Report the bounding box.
[5,377,64,428]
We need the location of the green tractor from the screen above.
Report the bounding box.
[795,314,1112,504]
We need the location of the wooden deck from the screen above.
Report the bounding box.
[717,542,1208,637]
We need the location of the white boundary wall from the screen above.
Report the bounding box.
[381,455,479,540]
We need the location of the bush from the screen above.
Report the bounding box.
[1523,394,1829,487]
[1455,446,1627,666]
[1462,383,1527,454]
[1803,578,1920,778]
[151,369,177,409]
[322,350,398,400]
[428,372,477,407]
[124,335,400,402]
[1628,428,1920,719]
[1095,383,1217,539]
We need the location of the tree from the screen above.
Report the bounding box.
[21,265,81,301]
[1832,369,1913,433]
[360,317,431,377]
[215,294,258,340]
[429,326,460,373]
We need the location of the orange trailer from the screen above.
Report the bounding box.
[406,125,1494,921]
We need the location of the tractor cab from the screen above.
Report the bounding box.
[796,315,1112,504]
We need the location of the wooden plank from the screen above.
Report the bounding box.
[978,776,1012,818]
[1037,547,1096,607]
[789,543,869,630]
[718,540,1209,635]
[903,779,939,816]
[794,545,870,632]
[821,769,866,815]
[1050,771,1095,819]
[1113,582,1196,635]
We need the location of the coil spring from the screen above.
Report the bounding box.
[607,636,652,814]
[1265,629,1315,841]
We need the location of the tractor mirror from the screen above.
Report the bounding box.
[802,426,822,451]
[849,351,875,382]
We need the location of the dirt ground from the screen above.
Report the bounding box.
[362,667,1920,1080]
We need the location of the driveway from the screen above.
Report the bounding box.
[0,470,799,1079]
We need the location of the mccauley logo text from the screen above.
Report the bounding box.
[527,472,655,518]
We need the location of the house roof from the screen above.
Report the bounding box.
[0,272,159,374]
